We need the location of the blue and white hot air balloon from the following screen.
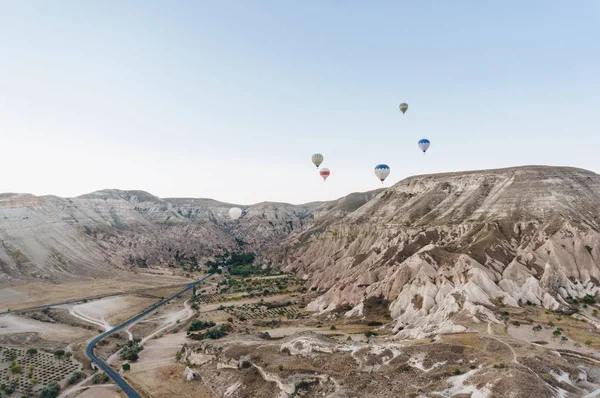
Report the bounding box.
[374,164,390,183]
[418,139,430,154]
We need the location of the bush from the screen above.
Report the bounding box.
[68,371,83,385]
[188,320,216,332]
[120,339,143,362]
[584,295,596,304]
[54,350,65,358]
[586,341,593,346]
[38,381,60,398]
[175,350,182,361]
[493,361,506,369]
[454,369,462,375]
[122,364,131,371]
[203,324,230,340]
[364,331,378,338]
[330,325,336,330]
[26,348,37,356]
[512,321,520,327]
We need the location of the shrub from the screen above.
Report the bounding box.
[188,320,216,332]
[175,350,182,361]
[122,364,130,371]
[583,295,596,304]
[278,364,284,371]
[54,350,65,358]
[512,321,520,327]
[26,348,37,356]
[330,325,336,330]
[68,371,83,385]
[493,361,506,369]
[364,331,378,338]
[586,340,593,346]
[454,369,462,375]
[38,381,60,398]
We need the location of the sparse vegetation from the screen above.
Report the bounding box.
[38,381,60,398]
[68,371,83,385]
[120,338,144,361]
[494,361,506,369]
[188,320,216,332]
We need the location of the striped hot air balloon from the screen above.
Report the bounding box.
[399,103,408,114]
[319,168,330,181]
[311,153,324,168]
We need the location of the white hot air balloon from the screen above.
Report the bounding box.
[418,138,430,153]
[374,164,390,183]
[311,153,324,168]
[229,207,242,221]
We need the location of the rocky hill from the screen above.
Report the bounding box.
[273,166,600,338]
[0,188,381,282]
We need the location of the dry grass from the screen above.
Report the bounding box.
[1,273,192,311]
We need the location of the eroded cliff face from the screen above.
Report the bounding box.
[0,188,380,282]
[273,166,600,338]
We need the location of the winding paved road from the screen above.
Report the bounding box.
[85,274,213,398]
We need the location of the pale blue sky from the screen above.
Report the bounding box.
[1,1,599,204]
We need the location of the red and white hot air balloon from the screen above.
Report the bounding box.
[319,168,330,181]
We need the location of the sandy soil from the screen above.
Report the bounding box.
[125,364,213,398]
[130,332,188,372]
[64,295,157,327]
[0,287,27,305]
[73,386,124,398]
[0,314,92,342]
[0,273,192,311]
[508,324,599,355]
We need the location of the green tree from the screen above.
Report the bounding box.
[122,364,131,371]
[39,381,60,398]
[53,350,65,359]
[26,348,37,356]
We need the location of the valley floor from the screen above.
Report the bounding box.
[2,269,600,398]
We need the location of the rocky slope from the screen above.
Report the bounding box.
[273,166,600,338]
[0,188,381,282]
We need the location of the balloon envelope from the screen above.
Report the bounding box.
[399,103,408,114]
[374,164,390,182]
[229,207,242,221]
[319,168,330,181]
[418,139,430,153]
[311,153,323,168]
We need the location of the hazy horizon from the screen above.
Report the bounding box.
[2,1,599,204]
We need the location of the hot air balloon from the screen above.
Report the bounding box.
[311,153,324,168]
[229,207,242,221]
[374,164,390,183]
[418,139,430,153]
[319,168,330,181]
[399,103,408,114]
